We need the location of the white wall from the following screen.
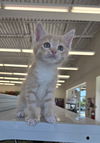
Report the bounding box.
[96,76,100,121]
[55,87,66,98]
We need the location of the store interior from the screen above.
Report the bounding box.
[0,0,100,121]
[0,0,100,142]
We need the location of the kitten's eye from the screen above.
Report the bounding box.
[58,45,64,51]
[43,42,51,48]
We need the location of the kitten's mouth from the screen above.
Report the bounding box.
[46,54,57,59]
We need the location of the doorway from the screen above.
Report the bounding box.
[96,76,100,121]
[65,82,87,117]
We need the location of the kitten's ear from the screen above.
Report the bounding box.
[35,23,47,42]
[63,29,75,50]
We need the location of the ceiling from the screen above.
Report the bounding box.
[0,0,100,86]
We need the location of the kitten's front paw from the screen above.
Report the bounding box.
[17,111,25,118]
[26,118,39,126]
[45,116,56,123]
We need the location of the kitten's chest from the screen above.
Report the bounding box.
[36,66,55,84]
[37,67,54,84]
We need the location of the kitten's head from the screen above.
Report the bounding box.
[34,23,75,65]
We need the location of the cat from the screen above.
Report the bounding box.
[16,23,75,125]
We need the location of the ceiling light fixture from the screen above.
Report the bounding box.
[0,77,26,80]
[0,80,23,84]
[72,6,100,14]
[57,80,65,83]
[0,72,27,76]
[69,51,95,56]
[0,83,15,86]
[57,67,78,70]
[4,5,68,13]
[10,81,23,84]
[0,48,33,53]
[0,72,13,75]
[0,48,21,52]
[56,86,59,88]
[58,75,70,79]
[13,73,27,76]
[0,80,9,83]
[22,49,33,53]
[0,64,3,66]
[3,64,28,68]
[56,83,62,86]
[0,49,95,56]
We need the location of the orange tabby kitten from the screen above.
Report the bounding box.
[17,23,75,125]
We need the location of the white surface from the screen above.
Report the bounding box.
[0,121,100,143]
[0,94,100,142]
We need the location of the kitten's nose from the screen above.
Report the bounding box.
[51,50,57,55]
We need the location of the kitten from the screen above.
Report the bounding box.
[16,23,75,125]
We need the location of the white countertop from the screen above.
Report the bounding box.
[0,94,100,143]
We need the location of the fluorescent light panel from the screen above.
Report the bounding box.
[0,77,25,80]
[57,67,78,70]
[0,72,27,76]
[69,51,95,56]
[0,83,15,86]
[72,7,100,14]
[56,83,62,86]
[0,49,95,56]
[11,81,23,84]
[22,49,33,53]
[0,48,33,53]
[0,80,22,84]
[4,5,68,12]
[4,64,28,68]
[13,73,27,76]
[58,75,70,79]
[0,49,21,52]
[3,4,100,14]
[0,80,9,83]
[0,64,28,68]
[57,80,65,83]
[0,72,12,75]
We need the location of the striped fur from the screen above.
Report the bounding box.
[16,23,75,125]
